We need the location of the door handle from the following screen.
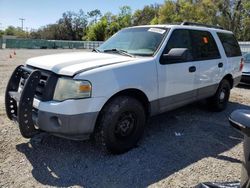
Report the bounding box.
[189,66,196,73]
[218,62,223,68]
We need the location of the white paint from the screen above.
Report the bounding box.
[33,97,107,115]
[26,52,133,76]
[26,24,242,116]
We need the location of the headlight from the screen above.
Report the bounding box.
[53,78,92,101]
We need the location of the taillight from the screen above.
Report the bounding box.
[240,58,244,71]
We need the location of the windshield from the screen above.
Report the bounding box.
[97,27,168,56]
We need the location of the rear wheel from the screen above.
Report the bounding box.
[95,96,146,154]
[208,79,231,112]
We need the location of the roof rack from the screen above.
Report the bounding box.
[181,21,224,30]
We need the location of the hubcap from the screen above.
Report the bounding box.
[219,90,225,101]
[115,112,136,138]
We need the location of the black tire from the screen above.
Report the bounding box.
[208,79,231,112]
[95,96,146,154]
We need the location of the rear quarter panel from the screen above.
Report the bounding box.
[213,30,242,81]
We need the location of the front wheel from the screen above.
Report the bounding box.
[208,79,231,112]
[95,96,146,154]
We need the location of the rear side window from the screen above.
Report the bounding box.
[217,33,242,57]
[190,30,221,60]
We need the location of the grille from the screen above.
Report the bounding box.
[19,66,58,101]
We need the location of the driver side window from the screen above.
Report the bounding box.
[163,29,192,56]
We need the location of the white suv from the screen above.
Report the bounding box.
[5,22,243,153]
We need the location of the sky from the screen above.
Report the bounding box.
[0,0,164,31]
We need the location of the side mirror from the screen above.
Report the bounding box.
[160,48,192,64]
[229,109,250,137]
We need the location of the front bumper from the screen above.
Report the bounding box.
[5,65,104,140]
[32,98,106,139]
[34,110,98,140]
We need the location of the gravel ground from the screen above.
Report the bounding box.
[0,49,250,188]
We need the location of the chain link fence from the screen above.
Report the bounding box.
[239,42,250,54]
[4,39,103,49]
[2,38,250,53]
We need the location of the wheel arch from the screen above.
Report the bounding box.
[102,88,150,116]
[222,74,234,88]
[93,88,150,134]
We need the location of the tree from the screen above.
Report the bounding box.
[5,1,250,41]
[4,26,16,35]
[133,4,160,26]
[117,6,133,28]
[88,9,102,24]
[0,30,4,37]
[217,0,244,35]
[85,18,107,41]
[157,1,177,24]
[4,26,28,38]
[38,24,61,39]
[29,29,42,39]
[29,9,88,40]
[240,0,250,40]
[103,12,120,38]
[156,0,250,40]
[84,6,133,41]
[58,9,88,40]
[157,0,218,24]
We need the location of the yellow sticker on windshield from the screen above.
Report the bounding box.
[148,28,166,34]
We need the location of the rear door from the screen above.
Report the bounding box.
[190,30,223,99]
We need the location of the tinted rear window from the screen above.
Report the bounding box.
[190,30,221,60]
[217,33,242,57]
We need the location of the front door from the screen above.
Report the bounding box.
[157,29,197,112]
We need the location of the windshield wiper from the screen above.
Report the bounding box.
[92,48,100,53]
[103,49,134,57]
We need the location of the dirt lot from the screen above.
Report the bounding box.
[0,49,250,188]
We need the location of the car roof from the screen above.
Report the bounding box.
[130,24,233,34]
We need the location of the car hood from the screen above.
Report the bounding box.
[243,63,250,73]
[26,52,135,76]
